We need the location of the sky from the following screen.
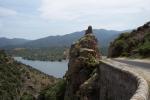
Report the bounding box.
[0,0,150,40]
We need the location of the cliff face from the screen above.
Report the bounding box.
[108,22,150,58]
[64,26,101,100]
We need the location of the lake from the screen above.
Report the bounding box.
[14,57,68,78]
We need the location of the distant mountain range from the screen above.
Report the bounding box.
[0,29,125,49]
[0,37,30,48]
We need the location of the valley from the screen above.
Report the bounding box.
[1,0,150,99]
[1,29,123,61]
[0,22,150,100]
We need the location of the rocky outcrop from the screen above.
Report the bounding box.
[64,26,101,100]
[85,26,93,34]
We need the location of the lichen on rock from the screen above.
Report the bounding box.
[64,26,101,100]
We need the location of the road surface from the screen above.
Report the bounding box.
[112,59,150,70]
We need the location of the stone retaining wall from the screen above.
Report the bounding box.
[99,60,149,100]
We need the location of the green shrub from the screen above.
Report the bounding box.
[116,32,130,41]
[138,40,150,57]
[121,52,129,56]
[20,93,35,100]
[115,40,128,51]
[39,79,66,100]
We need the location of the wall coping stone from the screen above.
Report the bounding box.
[100,60,149,100]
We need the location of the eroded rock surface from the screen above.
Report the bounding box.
[64,26,101,100]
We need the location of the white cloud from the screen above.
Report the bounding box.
[39,0,150,21]
[0,7,17,17]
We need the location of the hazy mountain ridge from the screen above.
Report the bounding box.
[22,29,122,48]
[0,37,30,48]
[1,29,123,48]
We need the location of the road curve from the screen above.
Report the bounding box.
[112,59,150,70]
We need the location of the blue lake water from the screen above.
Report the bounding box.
[14,57,68,78]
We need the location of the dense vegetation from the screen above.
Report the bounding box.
[108,22,150,58]
[38,79,66,100]
[6,47,68,61]
[6,46,107,61]
[0,50,57,100]
[138,33,150,57]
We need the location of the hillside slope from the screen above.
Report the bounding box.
[108,22,150,58]
[0,50,57,99]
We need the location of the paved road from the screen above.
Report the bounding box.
[112,59,150,70]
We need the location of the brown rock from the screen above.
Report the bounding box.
[64,26,101,100]
[85,25,93,34]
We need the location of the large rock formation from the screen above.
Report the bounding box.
[38,26,149,100]
[64,26,101,100]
